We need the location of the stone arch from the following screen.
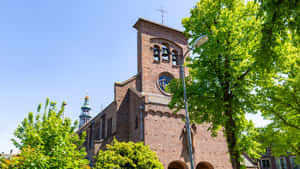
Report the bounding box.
[150,37,183,52]
[196,161,214,169]
[168,160,188,169]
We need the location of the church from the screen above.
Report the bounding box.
[77,18,257,169]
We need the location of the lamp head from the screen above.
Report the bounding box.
[193,35,208,48]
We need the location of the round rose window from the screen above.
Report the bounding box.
[158,75,172,92]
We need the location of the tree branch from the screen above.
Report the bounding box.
[270,109,300,130]
[272,96,300,114]
[233,68,252,88]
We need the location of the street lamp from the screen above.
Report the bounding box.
[180,35,208,169]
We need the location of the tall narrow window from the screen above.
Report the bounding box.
[101,115,105,139]
[153,46,160,62]
[97,124,101,140]
[161,44,169,61]
[290,156,300,169]
[107,118,112,137]
[276,157,287,169]
[135,115,138,129]
[84,131,88,147]
[89,125,93,148]
[261,159,271,169]
[172,51,178,65]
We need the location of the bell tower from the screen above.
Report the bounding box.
[79,95,92,128]
[133,18,189,96]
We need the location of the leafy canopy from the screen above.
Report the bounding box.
[256,0,300,69]
[257,38,300,162]
[255,0,300,161]
[169,0,264,169]
[95,139,164,169]
[8,98,89,169]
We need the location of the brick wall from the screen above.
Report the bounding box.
[144,105,232,169]
[134,18,189,96]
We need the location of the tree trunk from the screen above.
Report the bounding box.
[224,89,241,169]
[223,51,241,169]
[225,113,241,169]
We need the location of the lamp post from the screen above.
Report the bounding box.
[180,35,208,169]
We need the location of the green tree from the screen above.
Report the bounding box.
[257,45,300,162]
[1,147,50,169]
[256,0,299,69]
[169,1,264,169]
[10,98,90,169]
[254,0,300,163]
[94,139,164,169]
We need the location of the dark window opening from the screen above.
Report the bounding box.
[153,46,160,62]
[161,44,169,61]
[97,126,101,140]
[261,159,271,169]
[107,118,112,137]
[101,115,105,139]
[95,124,100,140]
[277,158,287,169]
[290,157,300,169]
[172,51,178,65]
[89,125,93,148]
[135,115,138,129]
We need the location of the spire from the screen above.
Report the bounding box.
[79,93,92,128]
[81,95,91,112]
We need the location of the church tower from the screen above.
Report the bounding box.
[133,18,189,96]
[78,18,233,169]
[79,95,92,128]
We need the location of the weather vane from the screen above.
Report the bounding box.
[157,7,167,24]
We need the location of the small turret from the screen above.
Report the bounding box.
[79,95,92,128]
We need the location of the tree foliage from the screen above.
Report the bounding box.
[169,1,264,169]
[1,147,51,169]
[254,0,300,162]
[95,139,163,169]
[6,98,90,169]
[257,43,300,163]
[256,0,299,69]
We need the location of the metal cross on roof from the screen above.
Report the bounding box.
[157,7,167,24]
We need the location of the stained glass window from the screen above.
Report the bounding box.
[158,75,172,92]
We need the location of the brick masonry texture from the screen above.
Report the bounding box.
[77,18,242,169]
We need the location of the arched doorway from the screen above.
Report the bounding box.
[196,161,214,169]
[168,161,188,169]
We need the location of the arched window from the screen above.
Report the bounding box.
[196,162,214,169]
[161,44,170,61]
[153,45,160,62]
[172,51,178,65]
[168,161,188,169]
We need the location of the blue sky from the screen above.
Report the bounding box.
[0,0,268,154]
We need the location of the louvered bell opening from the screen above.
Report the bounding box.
[162,48,169,60]
[172,53,178,65]
[153,48,160,61]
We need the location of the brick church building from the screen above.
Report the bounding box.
[77,18,258,169]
